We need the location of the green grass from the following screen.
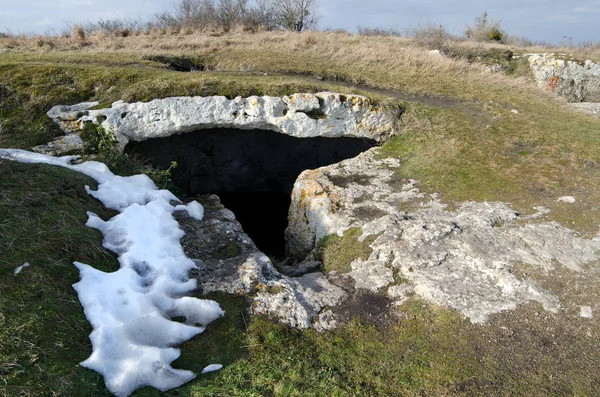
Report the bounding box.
[2,160,600,396]
[0,161,116,396]
[2,35,600,396]
[377,99,600,236]
[318,228,379,274]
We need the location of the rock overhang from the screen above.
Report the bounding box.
[46,92,397,152]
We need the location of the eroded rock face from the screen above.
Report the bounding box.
[529,54,600,102]
[45,92,396,152]
[286,149,600,324]
[175,194,347,329]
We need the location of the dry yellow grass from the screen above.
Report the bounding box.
[0,30,541,98]
[3,28,599,60]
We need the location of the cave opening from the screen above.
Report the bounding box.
[125,128,374,260]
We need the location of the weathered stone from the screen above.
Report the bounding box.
[46,101,98,133]
[47,93,396,151]
[32,133,83,155]
[285,148,600,323]
[175,194,347,329]
[580,306,593,318]
[557,196,576,203]
[529,54,600,102]
[568,102,600,119]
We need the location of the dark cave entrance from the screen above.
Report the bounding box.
[126,128,374,259]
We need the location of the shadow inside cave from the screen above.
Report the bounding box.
[126,128,375,259]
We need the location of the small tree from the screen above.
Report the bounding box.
[175,0,218,28]
[245,0,278,30]
[271,0,318,31]
[218,0,248,30]
[465,12,504,42]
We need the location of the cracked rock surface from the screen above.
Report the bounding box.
[175,148,600,330]
[528,54,600,102]
[286,148,600,324]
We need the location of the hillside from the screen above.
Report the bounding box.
[1,31,600,396]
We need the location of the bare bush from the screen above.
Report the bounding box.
[46,0,319,39]
[72,25,86,41]
[151,0,283,33]
[465,12,504,42]
[244,1,277,31]
[357,26,402,37]
[271,0,318,32]
[407,22,458,51]
[218,0,248,31]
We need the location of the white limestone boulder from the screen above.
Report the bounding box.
[47,92,396,151]
[529,53,600,102]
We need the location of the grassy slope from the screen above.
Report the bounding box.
[1,32,600,396]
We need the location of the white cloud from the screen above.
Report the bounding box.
[574,7,600,13]
[32,18,54,26]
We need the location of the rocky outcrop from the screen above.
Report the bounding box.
[529,54,600,102]
[285,149,600,324]
[569,102,600,119]
[175,194,346,329]
[45,93,396,152]
[173,146,600,327]
[31,133,83,156]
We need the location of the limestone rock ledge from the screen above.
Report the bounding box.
[285,148,600,324]
[46,92,396,151]
[528,54,600,102]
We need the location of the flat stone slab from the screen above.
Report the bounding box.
[47,93,397,152]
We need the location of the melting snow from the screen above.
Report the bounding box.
[14,262,31,275]
[201,364,224,374]
[0,149,224,396]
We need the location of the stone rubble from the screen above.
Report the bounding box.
[569,102,600,119]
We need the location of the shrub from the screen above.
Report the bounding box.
[80,122,118,154]
[72,25,85,41]
[465,12,504,42]
[408,22,457,50]
[357,26,402,37]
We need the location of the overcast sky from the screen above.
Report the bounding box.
[0,0,598,44]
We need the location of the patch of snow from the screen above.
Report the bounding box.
[0,149,178,211]
[580,306,593,318]
[201,364,223,374]
[174,200,205,221]
[558,196,576,203]
[14,262,30,275]
[0,148,224,396]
